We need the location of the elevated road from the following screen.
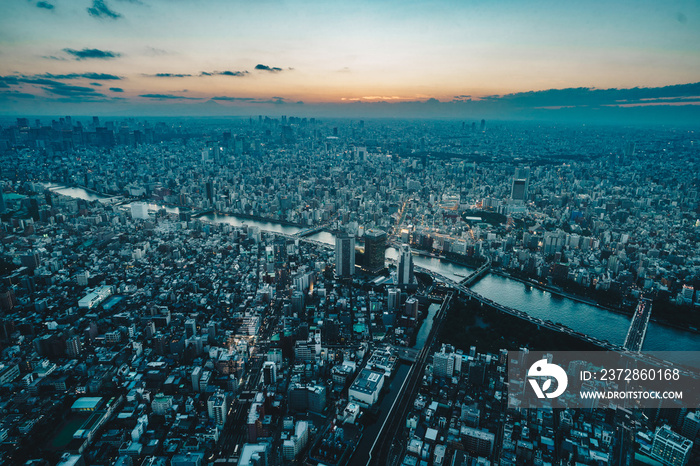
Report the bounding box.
[367,292,453,466]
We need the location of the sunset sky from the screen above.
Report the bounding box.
[1,0,699,119]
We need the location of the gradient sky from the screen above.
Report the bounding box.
[1,0,699,118]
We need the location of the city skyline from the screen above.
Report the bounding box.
[1,0,700,122]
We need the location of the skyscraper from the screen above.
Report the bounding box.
[130,202,149,220]
[397,243,414,286]
[387,287,400,312]
[511,167,530,203]
[207,391,228,426]
[364,229,387,274]
[262,361,277,386]
[335,233,356,278]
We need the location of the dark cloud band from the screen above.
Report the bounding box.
[63,48,121,60]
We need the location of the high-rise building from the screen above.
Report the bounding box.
[130,202,149,220]
[651,425,693,466]
[262,361,277,386]
[184,319,196,338]
[387,288,400,312]
[364,229,387,274]
[283,421,310,461]
[66,336,81,357]
[274,237,290,292]
[335,233,356,278]
[461,426,494,457]
[511,167,530,203]
[404,296,419,319]
[191,366,202,391]
[682,411,700,440]
[207,391,228,426]
[397,244,414,286]
[288,383,327,412]
[432,344,461,378]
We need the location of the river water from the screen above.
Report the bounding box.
[45,183,116,202]
[46,186,700,356]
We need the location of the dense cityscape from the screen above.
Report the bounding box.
[0,116,698,466]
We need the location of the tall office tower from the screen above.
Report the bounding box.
[681,411,700,440]
[207,391,228,426]
[184,319,196,338]
[397,243,414,286]
[432,344,462,378]
[274,237,290,292]
[205,180,214,202]
[262,361,277,386]
[511,167,530,203]
[651,425,693,466]
[364,229,387,274]
[66,336,81,357]
[335,233,356,278]
[0,190,5,213]
[387,287,400,312]
[131,202,149,220]
[404,296,419,319]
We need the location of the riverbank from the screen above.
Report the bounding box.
[45,183,121,199]
[195,210,305,228]
[492,269,700,336]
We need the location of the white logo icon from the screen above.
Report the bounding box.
[527,359,568,399]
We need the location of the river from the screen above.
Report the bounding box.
[414,303,440,349]
[46,186,700,356]
[304,232,700,358]
[44,183,117,202]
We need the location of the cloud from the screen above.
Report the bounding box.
[42,55,67,61]
[217,70,248,77]
[144,47,168,56]
[36,1,54,10]
[19,77,65,86]
[90,82,103,86]
[64,48,121,60]
[42,84,103,97]
[0,91,36,99]
[256,97,286,105]
[139,93,203,100]
[255,64,283,73]
[209,96,288,105]
[211,96,256,101]
[488,82,700,108]
[109,87,124,92]
[37,72,122,80]
[200,70,249,77]
[0,76,20,87]
[87,0,121,19]
[148,73,193,78]
[7,75,109,99]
